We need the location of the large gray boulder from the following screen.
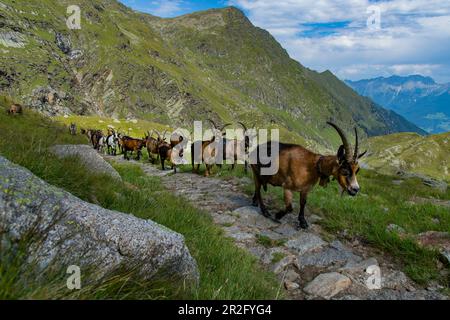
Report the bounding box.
[50,145,121,181]
[0,156,199,284]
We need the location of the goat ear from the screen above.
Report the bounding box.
[337,145,346,163]
[358,150,368,159]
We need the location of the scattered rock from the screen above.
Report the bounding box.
[0,156,199,284]
[223,226,254,242]
[55,32,71,54]
[273,224,299,238]
[309,214,323,224]
[415,231,450,264]
[233,206,278,229]
[262,247,288,264]
[285,232,327,255]
[260,229,286,241]
[386,224,406,235]
[297,241,362,269]
[340,257,379,274]
[284,269,301,282]
[422,178,447,192]
[212,213,236,226]
[397,171,447,192]
[284,281,300,291]
[382,271,411,290]
[0,31,26,48]
[69,49,83,60]
[27,86,72,115]
[272,256,295,274]
[303,272,351,299]
[247,245,266,261]
[411,197,450,208]
[50,145,121,181]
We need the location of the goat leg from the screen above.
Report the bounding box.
[252,175,270,217]
[297,191,309,230]
[275,189,294,220]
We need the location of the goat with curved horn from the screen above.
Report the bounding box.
[251,121,368,230]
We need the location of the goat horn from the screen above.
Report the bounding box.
[327,122,352,162]
[207,119,218,130]
[237,122,248,132]
[221,123,232,132]
[353,127,359,161]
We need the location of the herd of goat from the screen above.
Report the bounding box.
[73,119,249,175]
[76,126,179,170]
[69,118,366,230]
[7,102,366,229]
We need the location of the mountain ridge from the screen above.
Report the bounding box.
[0,0,424,151]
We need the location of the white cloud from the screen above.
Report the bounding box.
[134,0,185,17]
[229,0,450,82]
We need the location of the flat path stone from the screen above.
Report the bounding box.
[304,272,352,299]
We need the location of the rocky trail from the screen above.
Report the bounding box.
[105,156,447,300]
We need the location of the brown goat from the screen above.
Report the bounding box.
[144,131,161,163]
[251,122,367,230]
[158,140,179,173]
[191,120,230,176]
[8,104,23,115]
[121,136,145,161]
[191,136,216,176]
[91,130,104,150]
[81,129,102,149]
[220,122,250,172]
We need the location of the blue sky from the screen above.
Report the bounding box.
[119,0,450,83]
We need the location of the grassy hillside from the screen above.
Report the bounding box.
[0,0,423,152]
[365,132,450,182]
[0,100,280,299]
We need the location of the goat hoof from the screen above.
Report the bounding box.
[261,209,270,218]
[275,211,287,220]
[271,217,282,224]
[297,220,309,230]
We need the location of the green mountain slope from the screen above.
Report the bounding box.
[365,132,450,181]
[0,0,423,150]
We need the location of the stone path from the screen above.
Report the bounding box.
[105,156,447,300]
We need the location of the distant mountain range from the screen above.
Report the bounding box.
[346,75,450,134]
